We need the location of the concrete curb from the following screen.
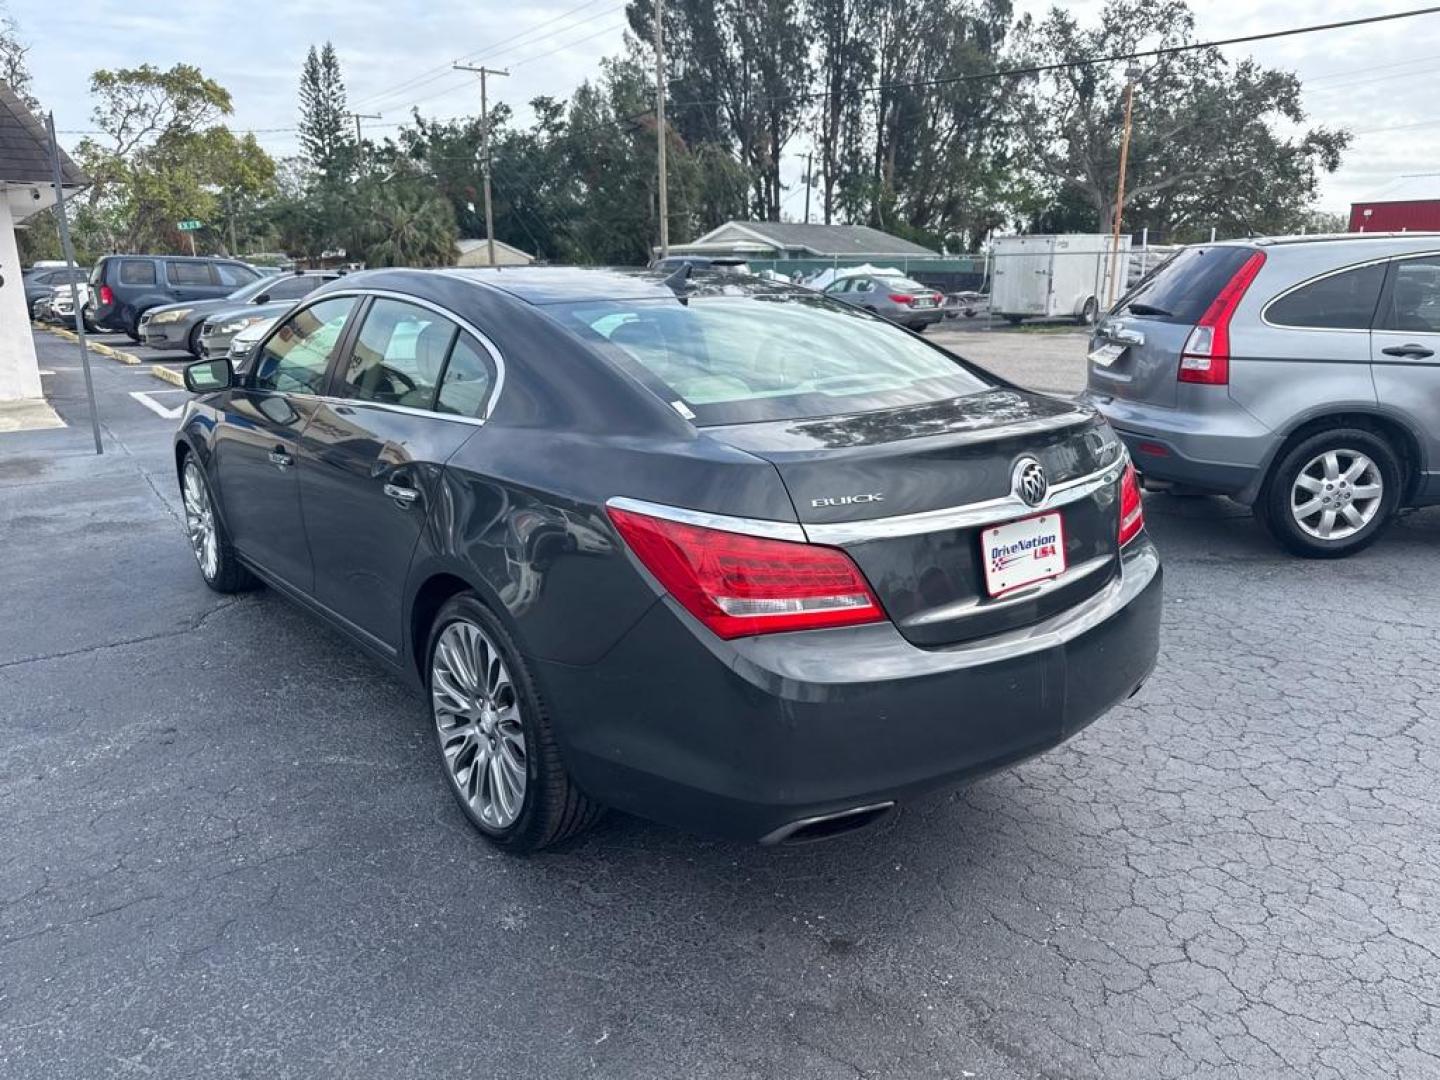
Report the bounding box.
[150,365,185,388]
[34,323,141,365]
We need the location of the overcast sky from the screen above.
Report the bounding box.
[13,0,1440,218]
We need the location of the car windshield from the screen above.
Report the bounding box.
[226,274,281,302]
[548,291,991,426]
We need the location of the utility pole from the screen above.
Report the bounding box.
[1107,65,1141,306]
[226,191,238,256]
[654,0,669,260]
[349,111,381,166]
[453,64,509,266]
[803,153,813,225]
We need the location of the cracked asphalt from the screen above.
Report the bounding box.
[2,332,1438,1079]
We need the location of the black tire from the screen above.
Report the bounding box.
[179,454,257,593]
[1258,427,1401,558]
[426,594,602,852]
[912,322,927,334]
[1076,296,1099,326]
[125,309,146,342]
[186,322,203,358]
[1004,314,1024,326]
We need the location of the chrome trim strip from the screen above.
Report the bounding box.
[899,553,1114,629]
[311,394,489,429]
[605,496,808,543]
[759,802,895,846]
[802,459,1126,545]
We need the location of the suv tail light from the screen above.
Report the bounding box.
[1178,250,1265,384]
[98,284,114,307]
[607,506,885,639]
[887,293,915,305]
[1119,462,1144,547]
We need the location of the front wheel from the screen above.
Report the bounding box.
[1259,428,1401,558]
[427,595,602,852]
[180,456,257,592]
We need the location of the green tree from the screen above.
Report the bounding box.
[0,2,38,110]
[354,181,458,267]
[1013,0,1348,239]
[807,0,873,224]
[298,42,351,181]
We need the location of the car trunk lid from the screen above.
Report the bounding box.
[705,389,1127,647]
[1086,244,1260,409]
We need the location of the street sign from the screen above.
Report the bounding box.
[177,219,202,232]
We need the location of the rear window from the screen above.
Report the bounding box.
[1114,245,1257,324]
[548,292,991,426]
[118,260,157,286]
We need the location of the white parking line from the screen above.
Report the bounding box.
[128,389,188,420]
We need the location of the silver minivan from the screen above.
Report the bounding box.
[1083,233,1440,557]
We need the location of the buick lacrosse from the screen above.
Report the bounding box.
[176,267,1161,851]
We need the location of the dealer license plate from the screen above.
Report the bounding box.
[981,512,1068,597]
[1088,342,1125,368]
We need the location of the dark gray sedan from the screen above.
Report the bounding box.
[141,271,339,355]
[174,267,1160,852]
[197,299,295,360]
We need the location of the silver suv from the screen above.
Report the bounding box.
[1083,233,1440,557]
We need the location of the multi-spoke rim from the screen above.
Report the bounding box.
[1290,449,1383,541]
[431,619,528,830]
[182,460,219,580]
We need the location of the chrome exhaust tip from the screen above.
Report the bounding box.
[760,802,895,846]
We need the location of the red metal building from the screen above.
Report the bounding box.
[1349,199,1440,232]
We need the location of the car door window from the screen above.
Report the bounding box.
[339,298,457,409]
[1266,262,1386,330]
[253,296,358,395]
[266,276,325,301]
[1377,257,1440,334]
[119,260,156,286]
[168,261,214,287]
[215,263,257,287]
[436,334,496,417]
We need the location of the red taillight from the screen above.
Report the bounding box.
[887,293,914,305]
[607,506,885,639]
[1118,462,1144,547]
[1178,250,1265,385]
[932,293,943,305]
[98,284,114,307]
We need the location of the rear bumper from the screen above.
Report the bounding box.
[905,309,944,329]
[1084,392,1273,499]
[538,540,1162,843]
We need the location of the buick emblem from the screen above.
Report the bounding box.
[1013,457,1048,508]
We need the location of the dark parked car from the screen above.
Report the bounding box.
[24,265,89,312]
[140,270,341,356]
[175,267,1161,851]
[88,255,262,340]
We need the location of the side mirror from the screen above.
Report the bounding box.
[253,292,271,304]
[183,357,234,393]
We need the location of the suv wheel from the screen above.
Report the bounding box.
[1259,428,1400,558]
[427,594,602,852]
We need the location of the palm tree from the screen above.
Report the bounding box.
[357,182,457,267]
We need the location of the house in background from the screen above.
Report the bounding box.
[1350,177,1440,232]
[0,80,86,407]
[454,238,535,268]
[661,221,937,263]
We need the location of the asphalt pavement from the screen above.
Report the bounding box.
[2,330,1438,1079]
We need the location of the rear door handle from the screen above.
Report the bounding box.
[1381,344,1434,358]
[268,448,293,470]
[383,482,420,509]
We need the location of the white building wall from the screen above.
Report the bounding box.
[0,195,42,402]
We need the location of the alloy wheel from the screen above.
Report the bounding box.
[181,460,219,580]
[431,619,528,829]
[1289,449,1383,541]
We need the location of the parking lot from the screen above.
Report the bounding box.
[3,329,1438,1079]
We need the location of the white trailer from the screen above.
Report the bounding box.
[989,234,1131,326]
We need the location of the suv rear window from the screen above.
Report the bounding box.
[1114,245,1257,324]
[549,293,991,426]
[118,260,156,286]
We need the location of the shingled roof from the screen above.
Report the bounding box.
[0,80,86,187]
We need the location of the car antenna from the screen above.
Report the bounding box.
[661,262,692,294]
